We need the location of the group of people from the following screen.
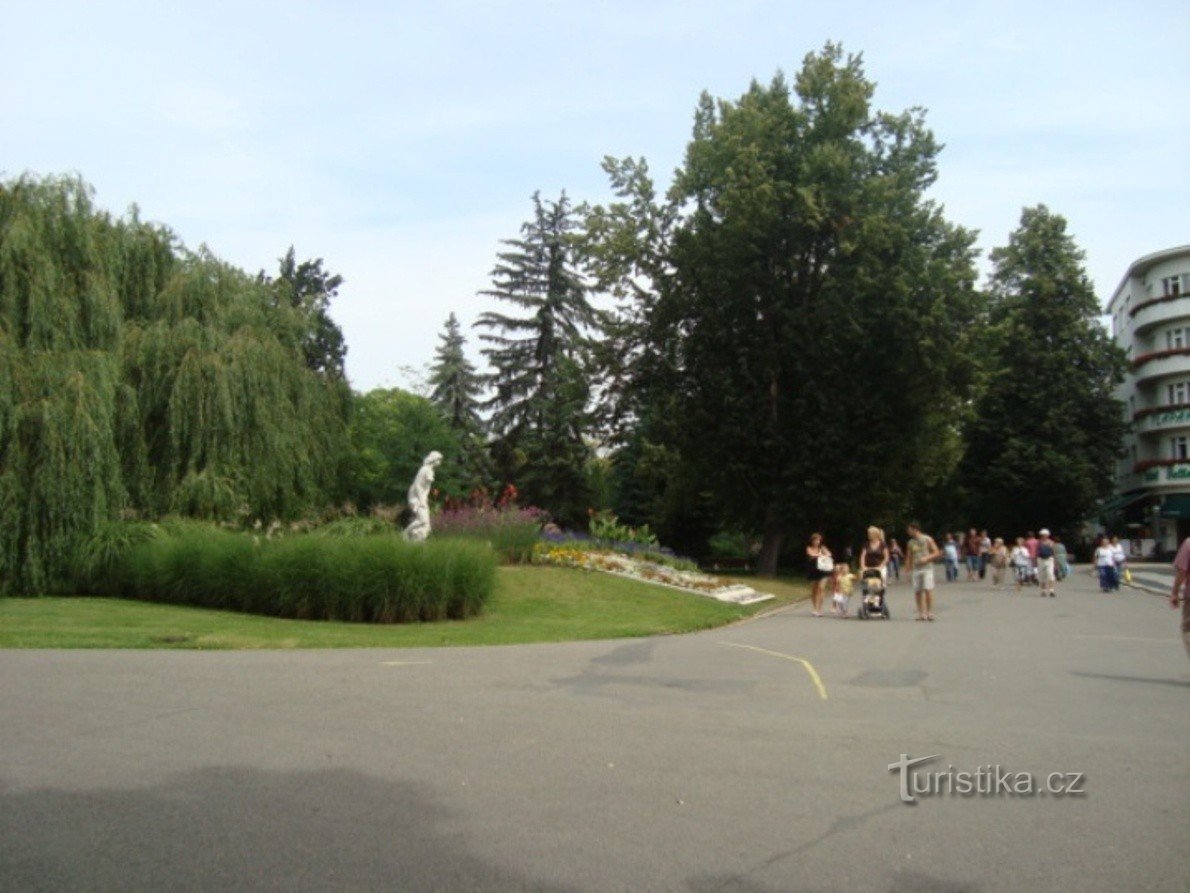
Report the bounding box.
[805,524,1079,620]
[1092,534,1130,592]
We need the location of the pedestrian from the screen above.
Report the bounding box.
[1036,528,1057,597]
[978,529,992,580]
[1024,530,1040,584]
[1053,536,1070,580]
[1110,535,1127,590]
[888,538,904,581]
[964,528,982,581]
[943,533,960,582]
[905,521,941,621]
[829,563,854,617]
[806,532,833,617]
[1169,536,1190,658]
[859,525,889,581]
[988,537,1009,588]
[1094,535,1116,592]
[1011,537,1031,592]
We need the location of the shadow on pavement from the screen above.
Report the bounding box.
[1071,671,1190,689]
[0,766,572,892]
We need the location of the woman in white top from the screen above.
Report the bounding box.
[1010,537,1031,592]
[1094,535,1117,592]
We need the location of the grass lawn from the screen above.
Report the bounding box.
[0,566,808,650]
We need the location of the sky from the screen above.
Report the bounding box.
[3,0,1188,392]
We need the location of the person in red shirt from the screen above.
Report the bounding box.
[1170,537,1190,657]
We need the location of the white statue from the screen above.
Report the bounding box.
[403,451,443,542]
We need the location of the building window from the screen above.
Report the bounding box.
[1172,436,1189,461]
[1168,381,1190,405]
[1162,274,1185,296]
[1167,326,1189,349]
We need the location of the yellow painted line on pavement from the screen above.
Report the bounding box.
[719,642,828,701]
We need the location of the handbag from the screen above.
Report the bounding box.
[816,554,834,573]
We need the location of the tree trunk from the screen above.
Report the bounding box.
[757,518,785,577]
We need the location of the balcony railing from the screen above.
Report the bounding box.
[1129,291,1185,318]
[1131,347,1190,369]
[1134,459,1190,484]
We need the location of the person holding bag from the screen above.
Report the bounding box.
[806,532,833,617]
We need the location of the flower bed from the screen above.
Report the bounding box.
[533,544,772,605]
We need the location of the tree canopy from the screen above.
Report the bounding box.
[0,175,349,593]
[586,45,982,571]
[957,205,1127,535]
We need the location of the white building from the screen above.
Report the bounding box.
[1105,245,1190,554]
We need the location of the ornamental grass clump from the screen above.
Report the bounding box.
[433,505,544,564]
[95,522,495,623]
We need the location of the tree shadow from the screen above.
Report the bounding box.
[0,766,573,892]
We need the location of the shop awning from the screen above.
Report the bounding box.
[1160,493,1190,519]
[1099,491,1153,517]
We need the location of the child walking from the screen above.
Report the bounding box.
[830,563,854,617]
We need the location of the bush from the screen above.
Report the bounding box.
[74,521,162,594]
[91,522,496,623]
[433,506,544,564]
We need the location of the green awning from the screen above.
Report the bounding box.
[1160,493,1190,519]
[1100,491,1152,517]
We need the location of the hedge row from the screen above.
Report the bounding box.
[80,523,496,622]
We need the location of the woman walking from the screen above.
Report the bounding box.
[806,533,833,617]
[888,539,904,581]
[988,537,1009,589]
[1095,535,1117,592]
[859,526,890,579]
[943,534,960,582]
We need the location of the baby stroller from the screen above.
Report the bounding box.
[857,568,890,620]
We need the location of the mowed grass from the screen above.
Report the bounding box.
[0,566,808,650]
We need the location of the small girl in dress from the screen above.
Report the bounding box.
[830,563,854,617]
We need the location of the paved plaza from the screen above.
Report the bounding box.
[2,568,1187,891]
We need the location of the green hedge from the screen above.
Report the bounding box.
[82,524,496,622]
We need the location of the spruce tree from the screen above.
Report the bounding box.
[428,313,489,490]
[474,193,597,522]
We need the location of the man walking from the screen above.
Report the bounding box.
[906,522,942,621]
[1036,529,1058,597]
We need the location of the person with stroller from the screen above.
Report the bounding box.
[859,526,889,578]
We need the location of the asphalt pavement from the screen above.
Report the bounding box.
[2,567,1187,891]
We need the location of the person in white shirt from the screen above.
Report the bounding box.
[1094,535,1116,592]
[1109,535,1126,591]
[1010,537,1031,592]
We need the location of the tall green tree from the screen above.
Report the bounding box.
[0,175,350,593]
[475,192,597,522]
[346,387,462,509]
[265,246,348,380]
[957,205,1127,535]
[586,45,982,573]
[428,313,490,490]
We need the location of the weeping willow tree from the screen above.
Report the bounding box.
[0,174,349,594]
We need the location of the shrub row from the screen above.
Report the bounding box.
[431,506,543,564]
[79,523,496,623]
